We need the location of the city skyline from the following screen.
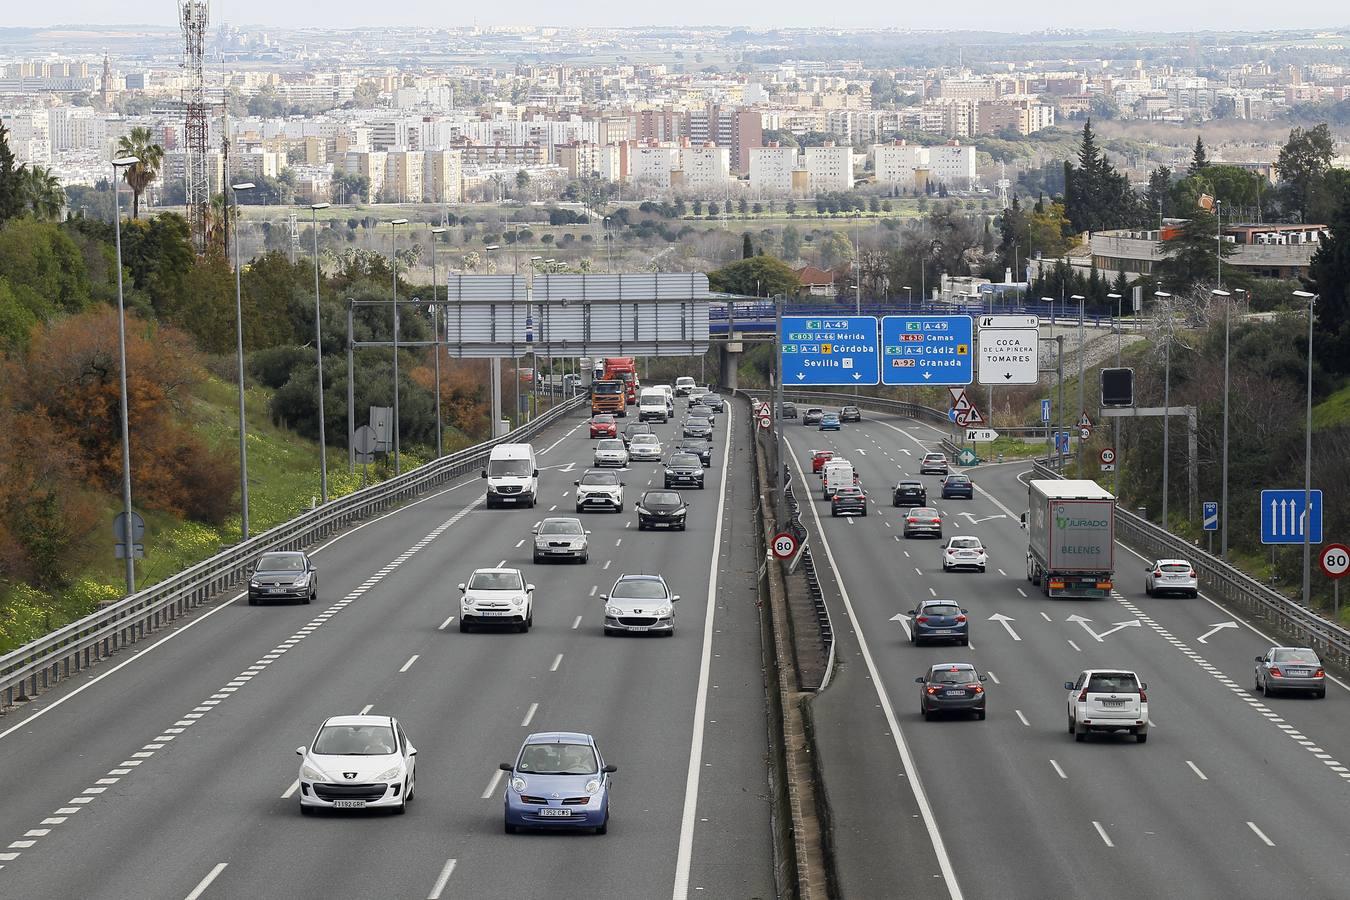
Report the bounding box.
[6,3,1350,34]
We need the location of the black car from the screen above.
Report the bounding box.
[687,404,716,425]
[802,407,824,425]
[636,490,688,530]
[778,402,797,420]
[622,422,653,447]
[839,405,862,423]
[941,474,974,500]
[892,481,927,507]
[701,393,725,412]
[664,453,706,489]
[248,551,318,605]
[683,417,713,439]
[916,663,987,720]
[675,439,713,467]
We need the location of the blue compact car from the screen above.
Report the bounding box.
[819,413,841,431]
[502,732,616,834]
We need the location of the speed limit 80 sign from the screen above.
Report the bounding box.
[1319,543,1350,579]
[771,532,799,560]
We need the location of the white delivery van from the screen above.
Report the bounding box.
[639,388,670,423]
[652,384,676,414]
[821,459,856,500]
[674,376,697,397]
[483,443,538,508]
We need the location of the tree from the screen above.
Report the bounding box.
[115,126,164,219]
[332,172,370,204]
[707,201,719,217]
[742,232,754,259]
[1306,177,1350,374]
[515,169,530,196]
[785,200,797,215]
[1188,136,1209,176]
[1277,124,1335,223]
[706,256,801,297]
[17,165,64,221]
[1062,120,1140,234]
[692,199,703,216]
[352,80,381,107]
[781,224,802,261]
[0,122,24,223]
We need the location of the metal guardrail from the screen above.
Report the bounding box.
[744,389,950,429]
[0,396,587,710]
[1031,461,1350,673]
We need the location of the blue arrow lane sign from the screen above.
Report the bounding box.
[1041,399,1051,423]
[1202,501,1219,532]
[779,316,880,386]
[880,315,974,386]
[1260,489,1323,545]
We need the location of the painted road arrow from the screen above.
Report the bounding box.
[988,613,1021,641]
[1066,615,1141,642]
[958,512,1008,525]
[890,613,912,639]
[1197,622,1238,644]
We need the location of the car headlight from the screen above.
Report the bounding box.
[375,765,403,782]
[675,507,687,516]
[301,764,326,781]
[605,605,622,617]
[512,596,527,606]
[249,579,260,587]
[584,779,601,795]
[510,776,527,793]
[655,606,672,617]
[635,506,648,515]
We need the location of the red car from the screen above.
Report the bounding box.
[590,415,617,438]
[812,449,835,474]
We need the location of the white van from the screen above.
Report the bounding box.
[639,388,670,423]
[483,443,538,508]
[652,384,676,414]
[674,376,697,397]
[821,459,856,500]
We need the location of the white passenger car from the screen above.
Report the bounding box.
[1144,559,1198,597]
[297,715,416,814]
[593,439,629,468]
[627,433,663,462]
[458,567,534,632]
[1065,669,1149,743]
[941,536,987,572]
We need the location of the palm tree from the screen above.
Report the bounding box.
[20,165,64,220]
[115,126,163,218]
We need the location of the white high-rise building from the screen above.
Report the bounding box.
[0,109,51,165]
[924,142,976,185]
[749,144,799,196]
[804,142,853,192]
[629,145,678,193]
[872,140,976,190]
[48,107,107,152]
[873,140,927,187]
[675,144,729,193]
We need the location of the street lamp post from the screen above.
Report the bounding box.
[1212,289,1232,560]
[1071,294,1085,474]
[1042,297,1062,467]
[1107,292,1122,496]
[111,155,140,594]
[230,182,256,539]
[484,244,502,435]
[1293,290,1318,607]
[310,202,331,502]
[430,226,447,457]
[903,285,913,304]
[1155,291,1173,527]
[389,218,408,474]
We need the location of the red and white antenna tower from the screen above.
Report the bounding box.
[179,1,210,254]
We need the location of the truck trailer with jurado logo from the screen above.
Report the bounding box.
[1022,479,1115,598]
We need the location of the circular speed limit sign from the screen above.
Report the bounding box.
[771,532,798,560]
[758,415,772,430]
[1319,543,1350,579]
[1099,448,1117,465]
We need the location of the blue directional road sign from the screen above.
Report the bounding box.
[1260,489,1323,545]
[1041,399,1052,423]
[1054,432,1070,455]
[1202,501,1219,532]
[779,316,879,386]
[880,315,973,386]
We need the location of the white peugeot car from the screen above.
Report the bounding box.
[297,715,416,814]
[941,536,988,572]
[593,439,629,468]
[1065,669,1149,743]
[458,567,534,632]
[602,574,679,637]
[627,433,664,462]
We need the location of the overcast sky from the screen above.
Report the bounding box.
[10,2,1349,34]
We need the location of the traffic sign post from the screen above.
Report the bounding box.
[758,414,772,430]
[1099,447,1116,472]
[113,511,146,561]
[956,448,978,467]
[1054,432,1070,456]
[1260,490,1323,545]
[880,315,973,386]
[780,316,880,386]
[771,531,799,561]
[966,428,999,443]
[1321,543,1350,618]
[1202,501,1219,531]
[1041,399,1051,424]
[977,316,1040,385]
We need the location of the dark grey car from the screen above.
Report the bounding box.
[893,480,927,507]
[907,599,969,646]
[664,453,706,489]
[675,438,712,467]
[682,417,713,439]
[917,663,987,720]
[248,551,317,605]
[636,490,688,530]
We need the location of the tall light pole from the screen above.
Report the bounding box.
[388,218,408,474]
[1212,289,1232,560]
[230,181,256,539]
[1071,293,1085,474]
[310,202,331,502]
[903,285,913,304]
[1155,290,1173,526]
[484,244,502,435]
[603,216,613,273]
[1042,297,1062,467]
[1215,199,1222,290]
[1107,292,1122,496]
[112,154,139,594]
[1293,290,1318,607]
[430,227,447,457]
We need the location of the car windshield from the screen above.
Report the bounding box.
[598,440,625,451]
[835,488,861,497]
[517,742,598,775]
[488,459,532,477]
[1272,649,1320,664]
[843,407,858,413]
[930,668,979,685]
[540,520,584,535]
[949,538,982,550]
[313,723,397,756]
[822,415,838,421]
[644,492,681,506]
[468,571,523,591]
[581,472,619,486]
[921,604,961,617]
[686,418,710,426]
[1086,673,1140,693]
[705,394,722,401]
[807,408,822,414]
[258,553,304,571]
[670,454,700,467]
[897,482,920,489]
[611,579,668,600]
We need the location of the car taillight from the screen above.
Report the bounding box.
[1078,690,1088,702]
[1138,690,1147,702]
[930,518,940,524]
[955,614,967,622]
[1315,668,1325,678]
[1153,570,1162,578]
[1096,581,1113,590]
[926,686,939,694]
[907,517,917,524]
[1188,571,1196,578]
[971,684,983,694]
[916,615,929,623]
[1269,666,1283,677]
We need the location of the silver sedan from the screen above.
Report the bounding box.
[1255,647,1326,698]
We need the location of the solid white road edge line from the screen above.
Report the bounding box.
[184,862,228,900]
[671,404,734,900]
[784,434,964,900]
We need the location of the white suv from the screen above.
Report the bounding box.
[574,469,624,512]
[1065,669,1149,743]
[941,536,987,572]
[1145,559,1198,597]
[458,568,534,633]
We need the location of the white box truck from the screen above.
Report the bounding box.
[1023,479,1115,598]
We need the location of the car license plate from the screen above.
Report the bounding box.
[537,807,572,817]
[943,690,964,697]
[1286,669,1308,677]
[1102,699,1125,707]
[478,610,511,617]
[934,629,953,634]
[332,800,366,809]
[269,588,285,593]
[627,625,650,632]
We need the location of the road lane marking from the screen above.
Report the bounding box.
[497,559,507,568]
[1017,588,1027,597]
[1186,760,1208,781]
[928,587,937,597]
[549,505,558,511]
[1067,640,1082,652]
[986,671,1000,684]
[603,560,612,570]
[399,654,420,673]
[1015,710,1030,727]
[1050,760,1067,780]
[550,653,563,672]
[1039,611,1052,622]
[515,539,524,548]
[185,863,228,900]
[997,568,1007,576]
[590,585,598,597]
[616,538,623,546]
[359,704,374,715]
[426,859,458,900]
[572,615,583,629]
[521,703,538,727]
[437,614,456,631]
[1092,821,1114,848]
[281,780,300,799]
[1247,821,1275,847]
[481,769,505,800]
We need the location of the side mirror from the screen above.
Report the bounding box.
[532,527,540,534]
[599,594,608,601]
[602,764,618,774]
[1139,682,1148,691]
[906,609,915,615]
[1254,656,1264,663]
[526,584,535,593]
[914,676,924,683]
[457,583,466,592]
[533,469,539,478]
[408,748,418,757]
[979,675,988,682]
[1064,682,1075,691]
[574,480,581,486]
[296,746,306,756]
[620,482,627,487]
[671,594,681,602]
[585,530,592,535]
[498,762,513,772]
[481,470,488,479]
[1019,512,1027,527]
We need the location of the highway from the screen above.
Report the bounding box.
[0,400,773,899]
[787,406,1350,900]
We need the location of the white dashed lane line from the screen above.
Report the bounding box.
[1186,760,1208,781]
[481,769,504,800]
[550,654,564,672]
[1248,822,1276,847]
[1049,760,1067,780]
[185,863,229,900]
[399,654,420,673]
[521,703,538,727]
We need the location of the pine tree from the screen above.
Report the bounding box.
[1143,166,1173,227]
[1188,136,1209,176]
[742,232,754,259]
[0,122,25,223]
[1063,119,1142,234]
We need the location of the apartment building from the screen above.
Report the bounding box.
[383,149,425,203]
[423,149,463,203]
[231,148,281,182]
[873,140,926,188]
[686,105,762,173]
[629,144,679,192]
[341,150,388,200]
[0,109,51,165]
[920,99,974,138]
[804,142,853,192]
[674,143,730,193]
[872,140,974,189]
[749,143,800,196]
